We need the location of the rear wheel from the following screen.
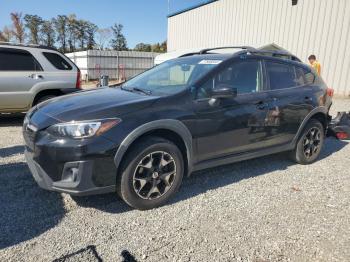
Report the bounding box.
[34,95,56,105]
[117,137,184,210]
[290,119,324,164]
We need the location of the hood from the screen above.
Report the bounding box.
[30,87,158,129]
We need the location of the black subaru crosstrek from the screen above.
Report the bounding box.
[23,46,333,210]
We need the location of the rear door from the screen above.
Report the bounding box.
[263,59,315,145]
[40,51,78,89]
[0,47,43,110]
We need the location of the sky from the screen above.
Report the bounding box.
[0,0,208,48]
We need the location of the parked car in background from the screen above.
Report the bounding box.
[23,46,333,210]
[0,42,81,113]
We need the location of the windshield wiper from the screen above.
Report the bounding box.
[121,86,152,95]
[131,87,152,95]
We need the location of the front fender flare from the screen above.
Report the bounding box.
[113,119,193,175]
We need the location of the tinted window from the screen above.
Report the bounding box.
[295,67,306,86]
[0,49,42,71]
[43,52,72,70]
[266,61,300,90]
[198,60,262,98]
[303,68,315,85]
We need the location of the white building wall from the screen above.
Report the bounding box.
[168,0,350,96]
[65,50,159,81]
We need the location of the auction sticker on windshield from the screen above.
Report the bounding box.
[198,60,222,65]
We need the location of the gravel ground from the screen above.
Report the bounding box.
[1,99,349,262]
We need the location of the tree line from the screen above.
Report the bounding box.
[0,12,167,53]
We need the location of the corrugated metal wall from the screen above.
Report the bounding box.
[66,50,159,80]
[168,0,350,96]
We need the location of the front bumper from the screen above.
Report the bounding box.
[25,149,116,196]
[23,120,120,196]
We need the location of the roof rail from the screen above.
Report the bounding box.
[199,46,257,54]
[245,49,301,62]
[0,41,57,51]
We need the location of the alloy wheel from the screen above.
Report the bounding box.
[133,151,177,200]
[303,127,322,159]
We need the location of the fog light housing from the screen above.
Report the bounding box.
[62,163,81,182]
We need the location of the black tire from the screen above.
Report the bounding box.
[117,136,184,210]
[35,95,56,105]
[290,119,325,165]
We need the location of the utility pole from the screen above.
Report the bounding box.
[168,0,170,13]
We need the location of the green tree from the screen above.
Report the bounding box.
[53,15,68,52]
[134,43,152,52]
[75,20,89,50]
[160,40,167,52]
[67,14,79,52]
[40,20,55,47]
[24,14,43,44]
[10,12,25,43]
[86,22,98,50]
[151,43,161,52]
[110,23,127,51]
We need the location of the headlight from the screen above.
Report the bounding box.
[47,118,121,139]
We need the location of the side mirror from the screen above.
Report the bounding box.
[211,84,237,99]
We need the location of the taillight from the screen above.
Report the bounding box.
[336,132,348,140]
[76,69,82,89]
[326,87,334,97]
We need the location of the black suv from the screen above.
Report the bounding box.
[23,46,333,210]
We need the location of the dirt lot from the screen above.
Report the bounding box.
[1,99,349,262]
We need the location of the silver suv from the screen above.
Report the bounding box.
[0,43,81,113]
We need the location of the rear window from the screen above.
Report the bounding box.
[266,61,299,90]
[43,52,72,70]
[0,48,42,71]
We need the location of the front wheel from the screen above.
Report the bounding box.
[117,137,184,210]
[290,119,325,165]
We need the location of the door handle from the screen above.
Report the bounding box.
[304,96,313,102]
[28,74,44,79]
[255,101,268,110]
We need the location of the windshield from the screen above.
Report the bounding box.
[122,56,222,96]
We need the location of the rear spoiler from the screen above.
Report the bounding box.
[328,112,350,140]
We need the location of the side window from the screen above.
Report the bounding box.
[266,61,299,90]
[303,68,316,85]
[295,67,306,86]
[43,52,73,70]
[197,60,262,98]
[0,49,42,71]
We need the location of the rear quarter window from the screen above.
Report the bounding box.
[303,68,316,85]
[43,52,72,70]
[266,61,300,90]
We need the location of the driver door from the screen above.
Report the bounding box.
[193,58,273,162]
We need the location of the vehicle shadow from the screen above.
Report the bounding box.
[0,161,65,249]
[171,138,348,205]
[71,193,132,214]
[0,145,25,158]
[0,113,25,127]
[74,138,348,212]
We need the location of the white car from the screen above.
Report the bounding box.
[0,43,81,113]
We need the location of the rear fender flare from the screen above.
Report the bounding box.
[292,106,328,146]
